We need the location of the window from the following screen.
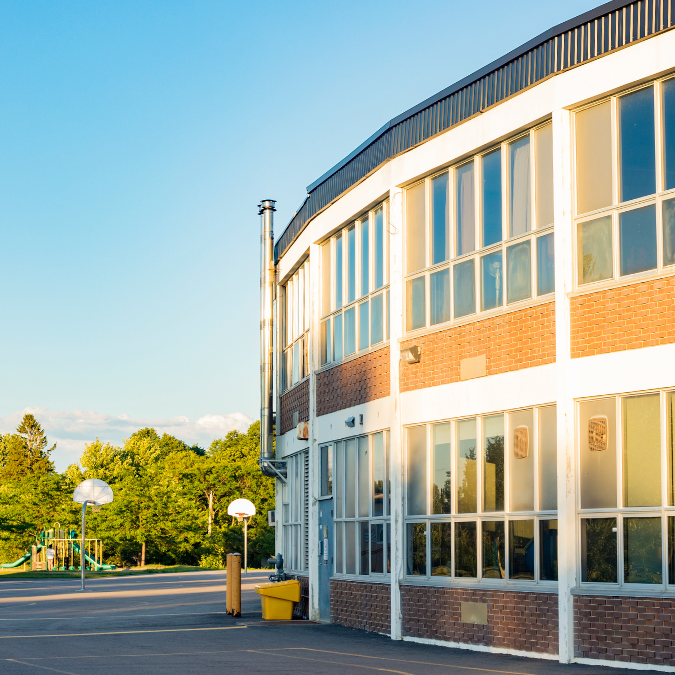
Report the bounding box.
[321,203,390,366]
[333,431,391,577]
[404,406,557,583]
[574,79,675,288]
[280,260,309,393]
[282,451,308,573]
[320,444,333,497]
[405,123,554,334]
[578,390,675,589]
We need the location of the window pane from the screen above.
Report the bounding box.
[360,521,369,575]
[335,234,343,309]
[347,227,356,304]
[345,439,356,518]
[407,523,426,575]
[358,436,369,518]
[292,341,300,384]
[387,522,391,574]
[373,432,385,517]
[579,398,617,509]
[320,445,333,496]
[374,207,385,289]
[333,312,343,361]
[320,319,331,365]
[619,87,656,202]
[457,418,477,513]
[359,301,369,351]
[481,251,503,311]
[344,307,355,356]
[624,517,662,584]
[430,268,450,325]
[670,393,675,506]
[371,523,384,574]
[664,198,675,267]
[432,423,451,514]
[406,183,426,274]
[371,293,383,345]
[619,204,657,276]
[482,149,502,247]
[335,522,343,574]
[506,240,531,304]
[538,406,558,511]
[386,290,390,340]
[453,259,476,318]
[345,521,356,575]
[431,522,452,576]
[482,521,505,578]
[576,102,612,214]
[510,136,531,236]
[509,409,534,512]
[624,394,661,507]
[406,277,426,331]
[432,174,449,264]
[322,241,331,316]
[455,521,477,577]
[361,216,369,297]
[581,518,617,583]
[406,426,427,515]
[577,216,613,284]
[456,162,475,255]
[509,520,534,580]
[665,79,675,190]
[335,441,343,518]
[540,520,558,581]
[535,124,554,228]
[537,233,555,295]
[483,415,504,512]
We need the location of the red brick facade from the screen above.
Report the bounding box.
[570,276,675,359]
[574,595,675,666]
[330,579,390,634]
[401,586,558,654]
[400,303,555,393]
[279,379,309,435]
[316,347,390,416]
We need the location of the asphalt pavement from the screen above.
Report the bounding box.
[0,570,650,674]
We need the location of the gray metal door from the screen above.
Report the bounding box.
[318,499,333,622]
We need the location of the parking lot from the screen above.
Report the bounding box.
[0,571,645,675]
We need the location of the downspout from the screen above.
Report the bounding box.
[259,199,286,481]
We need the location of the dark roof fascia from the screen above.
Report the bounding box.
[306,0,633,194]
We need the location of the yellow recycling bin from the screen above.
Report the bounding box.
[255,579,300,620]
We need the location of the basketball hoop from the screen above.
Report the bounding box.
[227,499,256,573]
[90,505,102,513]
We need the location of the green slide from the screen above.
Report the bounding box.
[71,542,116,570]
[1,544,43,568]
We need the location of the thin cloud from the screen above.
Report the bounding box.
[0,408,254,471]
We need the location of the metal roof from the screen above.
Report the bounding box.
[275,0,674,262]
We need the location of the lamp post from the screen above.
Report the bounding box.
[227,499,256,574]
[73,479,114,591]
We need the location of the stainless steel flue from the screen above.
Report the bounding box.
[259,200,286,480]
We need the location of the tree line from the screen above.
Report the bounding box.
[0,414,275,568]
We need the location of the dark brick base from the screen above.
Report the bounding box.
[574,595,675,666]
[401,585,558,654]
[330,579,390,634]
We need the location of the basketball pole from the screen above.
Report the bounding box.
[244,516,248,574]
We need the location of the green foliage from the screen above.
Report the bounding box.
[0,419,276,568]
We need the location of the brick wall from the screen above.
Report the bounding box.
[279,379,309,435]
[570,277,675,359]
[575,595,675,666]
[316,347,390,416]
[400,303,555,393]
[331,579,391,634]
[401,586,558,654]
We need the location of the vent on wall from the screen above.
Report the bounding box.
[513,426,529,459]
[589,416,608,452]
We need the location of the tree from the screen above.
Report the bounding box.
[0,414,55,480]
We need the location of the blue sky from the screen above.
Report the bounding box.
[0,0,600,468]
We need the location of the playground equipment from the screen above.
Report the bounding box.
[1,524,115,571]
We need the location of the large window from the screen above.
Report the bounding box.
[578,390,675,589]
[281,450,308,573]
[405,123,554,334]
[404,406,557,584]
[321,203,390,366]
[333,431,391,577]
[280,260,309,393]
[574,78,675,287]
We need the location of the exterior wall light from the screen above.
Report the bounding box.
[345,416,356,427]
[401,345,421,364]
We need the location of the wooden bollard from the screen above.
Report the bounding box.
[226,553,241,617]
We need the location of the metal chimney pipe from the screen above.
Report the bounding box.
[259,200,286,480]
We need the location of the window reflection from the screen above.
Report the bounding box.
[482,520,505,579]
